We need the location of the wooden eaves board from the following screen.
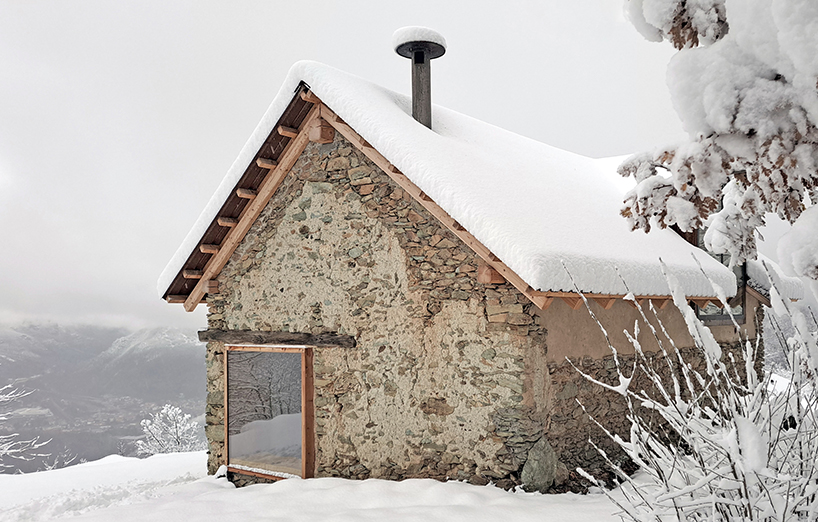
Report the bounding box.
[162,87,720,312]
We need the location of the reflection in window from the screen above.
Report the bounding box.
[227,351,302,477]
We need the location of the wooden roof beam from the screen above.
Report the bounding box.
[236,188,258,199]
[200,244,220,254]
[592,297,617,310]
[300,90,321,104]
[256,158,278,170]
[277,125,298,138]
[217,216,238,227]
[561,295,584,310]
[166,295,188,304]
[182,269,203,279]
[199,329,356,348]
[182,103,321,312]
[309,118,335,144]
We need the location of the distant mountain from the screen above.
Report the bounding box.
[0,323,129,385]
[0,323,206,472]
[77,327,205,400]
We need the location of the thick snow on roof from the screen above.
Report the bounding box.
[159,61,736,298]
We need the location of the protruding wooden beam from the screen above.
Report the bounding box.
[309,119,335,144]
[182,269,203,279]
[593,297,617,310]
[530,295,553,310]
[477,264,505,284]
[182,103,322,312]
[418,191,433,201]
[561,295,584,310]
[217,216,239,227]
[300,90,321,104]
[277,125,298,138]
[166,295,188,304]
[200,244,220,254]
[655,298,671,310]
[236,188,258,199]
[198,329,357,348]
[256,157,278,170]
[205,280,219,294]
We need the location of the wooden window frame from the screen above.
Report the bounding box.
[224,344,315,480]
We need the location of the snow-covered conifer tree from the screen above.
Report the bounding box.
[135,404,205,456]
[620,0,818,297]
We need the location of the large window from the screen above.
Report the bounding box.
[225,346,314,479]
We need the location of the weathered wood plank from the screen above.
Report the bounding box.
[166,295,188,304]
[236,188,258,199]
[217,216,239,227]
[256,157,278,170]
[182,270,203,279]
[198,329,357,348]
[300,90,321,104]
[277,125,298,138]
[200,244,220,254]
[301,348,315,478]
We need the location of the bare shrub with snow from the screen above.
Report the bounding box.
[621,0,818,295]
[576,263,818,521]
[135,404,205,457]
[0,385,49,471]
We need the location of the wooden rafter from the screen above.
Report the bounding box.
[181,103,321,312]
[277,125,298,138]
[256,158,278,170]
[236,188,258,199]
[217,217,239,227]
[200,244,220,254]
[182,269,203,279]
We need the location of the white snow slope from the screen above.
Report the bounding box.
[0,451,622,522]
[158,61,736,300]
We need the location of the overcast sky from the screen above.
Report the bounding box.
[0,1,717,330]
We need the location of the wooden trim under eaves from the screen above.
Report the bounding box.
[181,103,321,311]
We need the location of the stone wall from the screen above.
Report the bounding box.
[205,133,554,490]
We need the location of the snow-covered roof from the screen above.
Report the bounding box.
[158,61,737,300]
[747,254,804,302]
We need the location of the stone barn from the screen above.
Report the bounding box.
[158,58,775,491]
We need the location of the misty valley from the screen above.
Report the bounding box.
[0,324,205,472]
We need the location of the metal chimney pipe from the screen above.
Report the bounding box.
[393,27,446,129]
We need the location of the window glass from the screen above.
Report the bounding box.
[227,351,302,477]
[696,230,746,322]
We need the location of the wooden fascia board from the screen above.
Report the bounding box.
[182,103,321,311]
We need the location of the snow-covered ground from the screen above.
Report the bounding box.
[0,451,622,521]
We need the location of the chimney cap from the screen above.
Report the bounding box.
[393,26,447,59]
